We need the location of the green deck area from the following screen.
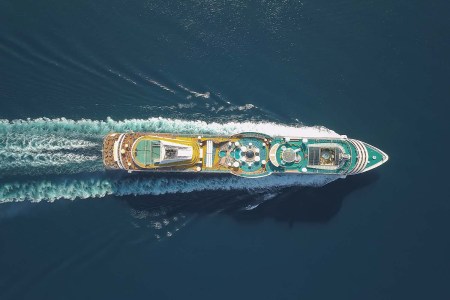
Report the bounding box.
[231,134,362,178]
[233,135,387,177]
[134,140,160,165]
[265,138,356,175]
[237,137,268,175]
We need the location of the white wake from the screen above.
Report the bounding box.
[0,133,98,152]
[0,174,339,203]
[0,117,341,137]
[0,117,342,200]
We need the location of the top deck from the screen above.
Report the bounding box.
[103,132,388,177]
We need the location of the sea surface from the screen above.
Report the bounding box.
[1,0,449,299]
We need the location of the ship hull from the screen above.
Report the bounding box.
[103,132,388,178]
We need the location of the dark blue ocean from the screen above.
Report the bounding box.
[1,0,449,299]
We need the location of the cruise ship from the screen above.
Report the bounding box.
[103,132,388,178]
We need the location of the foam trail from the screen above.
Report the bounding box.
[0,152,101,175]
[0,175,339,203]
[107,68,137,85]
[0,117,341,176]
[177,84,210,99]
[0,133,98,152]
[0,117,341,137]
[147,79,176,94]
[0,152,98,166]
[0,129,102,175]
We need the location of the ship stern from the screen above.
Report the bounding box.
[103,133,122,170]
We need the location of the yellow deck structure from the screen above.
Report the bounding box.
[103,132,272,177]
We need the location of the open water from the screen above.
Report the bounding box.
[1,0,449,299]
